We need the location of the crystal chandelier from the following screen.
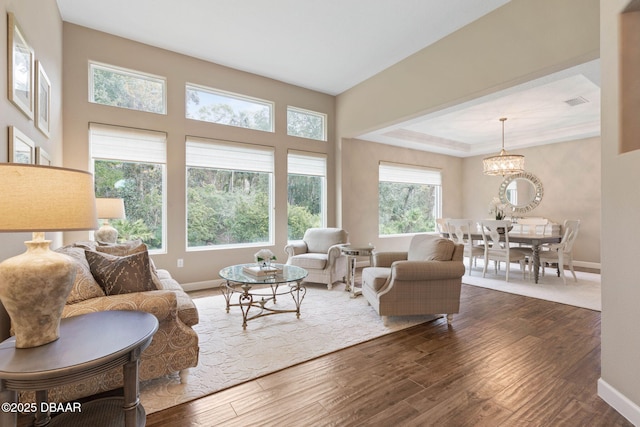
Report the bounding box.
[483,117,524,176]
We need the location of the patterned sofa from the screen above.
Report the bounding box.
[24,240,199,403]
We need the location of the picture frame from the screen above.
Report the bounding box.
[35,61,51,137]
[7,12,35,119]
[8,126,36,164]
[35,146,52,166]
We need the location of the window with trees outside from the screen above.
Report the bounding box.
[90,123,167,251]
[288,151,327,240]
[287,106,327,141]
[186,137,274,249]
[378,162,442,236]
[185,83,274,132]
[89,62,166,114]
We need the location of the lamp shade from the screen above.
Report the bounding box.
[96,198,126,220]
[0,164,98,232]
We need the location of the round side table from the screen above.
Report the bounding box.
[0,310,158,427]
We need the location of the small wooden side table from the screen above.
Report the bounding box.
[0,310,158,427]
[341,245,375,297]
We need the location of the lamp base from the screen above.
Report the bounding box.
[95,224,119,244]
[0,238,76,348]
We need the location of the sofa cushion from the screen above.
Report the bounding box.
[408,235,455,261]
[95,240,163,289]
[56,246,106,304]
[289,253,328,270]
[85,250,159,296]
[303,228,347,253]
[155,269,199,327]
[362,267,391,291]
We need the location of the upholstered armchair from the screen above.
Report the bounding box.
[284,228,349,289]
[361,234,465,324]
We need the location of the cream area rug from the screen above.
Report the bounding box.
[139,282,437,414]
[462,262,601,311]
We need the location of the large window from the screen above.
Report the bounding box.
[186,84,274,132]
[90,123,167,251]
[287,106,327,141]
[89,62,166,114]
[378,162,442,236]
[186,137,274,249]
[287,151,327,240]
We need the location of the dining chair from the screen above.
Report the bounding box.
[446,219,484,275]
[479,220,527,282]
[436,218,450,234]
[512,217,549,277]
[539,219,581,284]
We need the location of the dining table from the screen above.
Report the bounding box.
[443,231,562,284]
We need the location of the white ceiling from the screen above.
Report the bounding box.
[55,0,600,156]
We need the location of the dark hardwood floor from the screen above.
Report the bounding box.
[143,283,630,427]
[17,279,630,426]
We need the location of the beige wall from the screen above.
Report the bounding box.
[600,0,640,422]
[462,137,601,266]
[0,0,63,339]
[62,24,336,285]
[341,138,463,252]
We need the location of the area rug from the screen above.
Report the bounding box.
[462,263,601,311]
[139,282,437,414]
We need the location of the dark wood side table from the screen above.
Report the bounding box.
[0,310,158,427]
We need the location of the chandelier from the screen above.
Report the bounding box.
[483,117,524,176]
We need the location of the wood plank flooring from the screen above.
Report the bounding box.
[143,283,631,427]
[17,281,630,426]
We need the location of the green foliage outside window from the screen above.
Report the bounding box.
[287,174,323,240]
[91,65,165,114]
[287,108,325,141]
[378,182,437,235]
[94,160,164,249]
[187,168,271,247]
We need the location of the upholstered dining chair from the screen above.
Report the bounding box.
[446,219,484,275]
[479,220,527,282]
[361,234,465,325]
[539,219,581,284]
[284,227,349,289]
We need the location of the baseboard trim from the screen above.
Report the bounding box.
[574,260,601,270]
[598,378,640,425]
[182,279,222,292]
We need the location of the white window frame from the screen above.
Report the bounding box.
[287,150,328,239]
[378,162,442,237]
[286,106,327,141]
[88,61,167,114]
[185,136,275,251]
[185,83,274,132]
[89,123,168,253]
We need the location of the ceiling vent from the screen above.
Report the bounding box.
[564,96,589,106]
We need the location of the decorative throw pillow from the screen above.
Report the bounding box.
[55,246,106,303]
[85,250,158,296]
[95,240,163,289]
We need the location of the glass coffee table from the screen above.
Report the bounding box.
[219,263,308,329]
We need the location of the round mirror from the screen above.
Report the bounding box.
[498,172,543,214]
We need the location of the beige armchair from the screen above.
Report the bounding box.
[361,234,465,324]
[284,227,349,289]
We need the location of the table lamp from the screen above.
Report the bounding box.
[95,197,125,243]
[0,164,97,348]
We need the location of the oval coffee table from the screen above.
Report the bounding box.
[219,263,308,329]
[0,310,158,427]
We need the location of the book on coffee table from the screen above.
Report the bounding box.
[243,265,278,277]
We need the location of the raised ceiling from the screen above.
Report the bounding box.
[55,0,600,156]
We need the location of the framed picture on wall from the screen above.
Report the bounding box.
[7,12,35,119]
[8,126,36,164]
[35,61,51,137]
[35,147,51,165]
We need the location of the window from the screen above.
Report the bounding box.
[287,151,327,240]
[287,106,327,141]
[90,123,167,251]
[186,137,274,249]
[378,162,442,236]
[89,62,166,114]
[186,83,273,132]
